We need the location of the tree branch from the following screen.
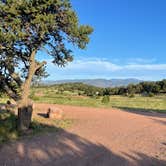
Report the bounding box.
[0,75,20,101]
[11,73,22,86]
[9,71,22,86]
[35,61,47,71]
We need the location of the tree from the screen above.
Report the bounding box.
[101,95,110,104]
[0,0,93,130]
[129,84,136,94]
[158,79,166,93]
[103,88,110,96]
[118,86,127,95]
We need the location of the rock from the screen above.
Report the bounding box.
[47,107,63,119]
[0,104,6,111]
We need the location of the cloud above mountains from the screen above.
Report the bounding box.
[62,59,166,71]
[45,58,166,80]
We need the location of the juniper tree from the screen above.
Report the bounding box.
[0,0,93,130]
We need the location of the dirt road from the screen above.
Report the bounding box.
[0,103,166,166]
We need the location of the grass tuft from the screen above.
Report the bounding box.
[0,110,73,145]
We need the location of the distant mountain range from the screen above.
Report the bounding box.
[42,78,142,88]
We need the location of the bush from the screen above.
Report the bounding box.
[95,95,100,99]
[101,95,110,104]
[148,92,154,97]
[128,93,135,98]
[31,95,40,101]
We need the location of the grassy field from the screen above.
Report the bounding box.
[29,87,166,113]
[1,87,166,113]
[0,87,166,144]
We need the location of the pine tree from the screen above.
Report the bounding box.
[0,0,93,130]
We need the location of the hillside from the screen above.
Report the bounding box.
[42,78,142,88]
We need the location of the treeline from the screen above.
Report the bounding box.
[2,80,166,98]
[48,79,166,97]
[104,80,166,96]
[50,83,104,96]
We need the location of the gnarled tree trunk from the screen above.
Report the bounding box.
[17,50,36,131]
[17,50,46,131]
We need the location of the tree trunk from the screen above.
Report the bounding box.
[17,105,33,131]
[17,50,36,131]
[16,50,46,131]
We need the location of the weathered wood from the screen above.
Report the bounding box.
[17,105,33,131]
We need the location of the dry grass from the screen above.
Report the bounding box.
[0,109,73,145]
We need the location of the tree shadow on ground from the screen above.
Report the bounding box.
[150,118,166,126]
[0,109,18,145]
[37,113,48,118]
[0,122,165,166]
[114,106,166,118]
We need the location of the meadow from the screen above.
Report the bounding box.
[1,85,166,144]
[29,86,166,113]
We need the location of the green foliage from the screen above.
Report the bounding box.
[127,84,136,94]
[48,83,104,97]
[148,92,155,97]
[128,93,135,98]
[33,79,166,99]
[105,80,166,96]
[0,0,93,100]
[0,111,19,144]
[101,95,110,104]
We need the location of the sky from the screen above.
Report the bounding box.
[41,0,166,81]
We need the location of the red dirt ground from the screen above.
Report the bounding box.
[0,103,166,166]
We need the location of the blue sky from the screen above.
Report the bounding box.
[41,0,166,81]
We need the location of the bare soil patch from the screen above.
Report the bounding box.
[0,103,165,166]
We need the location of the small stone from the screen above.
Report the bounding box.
[0,104,6,111]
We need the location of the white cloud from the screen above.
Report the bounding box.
[127,58,157,64]
[61,59,166,71]
[124,64,166,70]
[45,58,166,80]
[66,59,122,71]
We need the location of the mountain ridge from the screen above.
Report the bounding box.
[42,78,142,88]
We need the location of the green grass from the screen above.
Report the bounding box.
[0,110,73,145]
[34,95,104,107]
[0,111,19,144]
[110,95,166,113]
[29,119,73,136]
[31,88,166,113]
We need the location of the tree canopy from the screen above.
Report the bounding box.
[46,80,166,97]
[0,0,93,102]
